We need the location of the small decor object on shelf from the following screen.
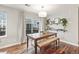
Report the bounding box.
[46,18,50,25]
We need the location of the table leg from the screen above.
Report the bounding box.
[56,38,60,49]
[27,36,29,51]
[57,38,60,47]
[55,33,57,37]
[34,40,37,54]
[56,40,58,49]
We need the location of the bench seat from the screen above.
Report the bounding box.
[37,37,59,48]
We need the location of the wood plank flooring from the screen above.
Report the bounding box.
[0,42,78,54]
[0,42,27,54]
[59,42,78,54]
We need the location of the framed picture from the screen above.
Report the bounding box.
[52,18,60,24]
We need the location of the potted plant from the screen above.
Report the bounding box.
[60,18,68,32]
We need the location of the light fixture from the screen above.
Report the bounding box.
[38,6,47,17]
[38,11,47,17]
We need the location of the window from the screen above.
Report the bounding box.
[0,12,7,36]
[25,19,40,34]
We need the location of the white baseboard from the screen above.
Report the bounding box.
[0,42,21,49]
[60,40,79,47]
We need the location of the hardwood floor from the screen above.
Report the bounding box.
[59,42,78,54]
[0,42,27,54]
[0,42,78,54]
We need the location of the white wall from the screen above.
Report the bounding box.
[48,5,78,46]
[0,5,24,48]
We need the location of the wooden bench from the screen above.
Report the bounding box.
[37,37,59,48]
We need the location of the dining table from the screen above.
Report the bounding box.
[26,32,57,54]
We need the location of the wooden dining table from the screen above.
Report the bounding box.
[26,32,57,54]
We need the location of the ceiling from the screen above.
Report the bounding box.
[2,4,79,15]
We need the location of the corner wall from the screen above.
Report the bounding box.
[47,5,78,46]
